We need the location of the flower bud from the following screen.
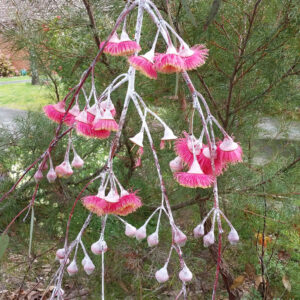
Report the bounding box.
[81,256,87,266]
[34,169,43,183]
[47,167,57,183]
[125,223,136,237]
[155,266,169,283]
[56,248,65,259]
[59,258,70,265]
[174,228,187,246]
[135,225,147,241]
[193,224,204,238]
[147,231,159,247]
[203,230,215,247]
[67,260,78,276]
[169,156,183,172]
[228,228,239,245]
[71,153,84,169]
[91,239,108,255]
[179,265,193,282]
[83,257,95,275]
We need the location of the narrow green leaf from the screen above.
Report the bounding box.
[0,235,9,260]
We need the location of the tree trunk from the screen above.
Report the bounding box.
[29,49,39,85]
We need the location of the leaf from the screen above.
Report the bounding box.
[204,0,222,30]
[282,275,291,292]
[0,234,9,260]
[230,275,245,290]
[181,0,197,27]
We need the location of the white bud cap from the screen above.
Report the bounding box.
[67,260,78,276]
[147,231,159,247]
[155,266,169,283]
[56,248,65,259]
[129,131,144,148]
[135,225,147,240]
[105,189,119,203]
[179,265,193,282]
[161,126,177,141]
[47,167,57,183]
[193,224,204,238]
[91,239,108,255]
[83,257,95,275]
[125,223,136,237]
[169,156,183,172]
[174,228,187,247]
[228,228,239,245]
[203,230,215,247]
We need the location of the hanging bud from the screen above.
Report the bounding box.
[81,256,87,267]
[59,258,70,265]
[135,225,147,240]
[169,156,183,172]
[125,223,137,237]
[155,266,169,283]
[193,224,204,238]
[179,265,193,282]
[174,227,187,246]
[83,257,95,275]
[34,169,43,183]
[47,167,57,183]
[91,239,108,255]
[67,260,78,276]
[228,228,239,245]
[71,152,84,169]
[56,248,65,260]
[203,230,215,247]
[147,231,159,247]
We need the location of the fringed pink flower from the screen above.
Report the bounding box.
[219,137,243,164]
[175,159,214,188]
[100,32,141,57]
[64,103,80,126]
[128,50,157,79]
[197,145,224,176]
[55,160,73,178]
[115,190,142,216]
[117,31,141,56]
[100,33,121,56]
[154,45,185,74]
[43,101,65,123]
[82,195,107,216]
[179,44,209,71]
[75,110,93,137]
[93,109,118,132]
[174,133,201,166]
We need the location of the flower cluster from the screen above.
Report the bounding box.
[169,132,243,188]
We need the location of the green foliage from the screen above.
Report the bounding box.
[0,235,9,260]
[0,0,299,298]
[0,52,15,77]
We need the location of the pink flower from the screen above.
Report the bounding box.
[114,190,142,216]
[128,50,157,79]
[175,159,214,188]
[100,100,116,117]
[75,110,93,137]
[82,192,107,216]
[154,45,185,74]
[218,137,243,164]
[179,44,209,70]
[93,109,119,132]
[64,103,80,126]
[43,101,65,123]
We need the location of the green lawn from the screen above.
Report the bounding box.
[0,76,30,82]
[0,82,52,110]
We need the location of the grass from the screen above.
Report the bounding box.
[0,82,52,111]
[0,75,30,82]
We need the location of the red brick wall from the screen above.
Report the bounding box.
[0,35,30,72]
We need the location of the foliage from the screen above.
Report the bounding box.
[0,51,15,77]
[0,0,299,299]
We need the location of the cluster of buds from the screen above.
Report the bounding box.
[34,136,84,183]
